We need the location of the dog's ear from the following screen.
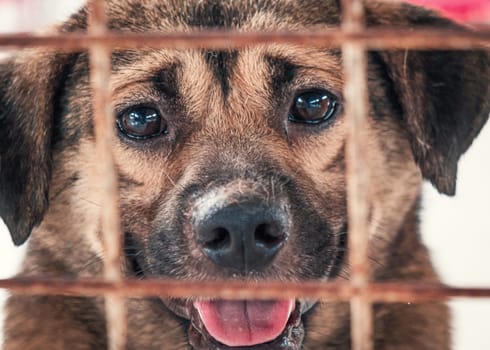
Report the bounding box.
[0,7,86,246]
[0,51,76,245]
[366,2,490,195]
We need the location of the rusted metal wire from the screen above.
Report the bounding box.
[342,0,373,349]
[0,28,489,51]
[1,2,489,350]
[87,1,126,349]
[1,278,490,302]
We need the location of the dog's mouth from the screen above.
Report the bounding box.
[125,232,311,348]
[124,227,343,349]
[165,298,311,349]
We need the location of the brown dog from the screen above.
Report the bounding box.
[1,0,489,349]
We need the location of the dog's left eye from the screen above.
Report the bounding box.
[289,90,338,124]
[117,107,167,140]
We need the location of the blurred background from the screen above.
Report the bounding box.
[0,0,489,349]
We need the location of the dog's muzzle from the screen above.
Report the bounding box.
[191,185,289,273]
[168,183,307,349]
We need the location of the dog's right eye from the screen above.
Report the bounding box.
[116,106,167,140]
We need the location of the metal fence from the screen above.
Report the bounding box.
[0,0,490,349]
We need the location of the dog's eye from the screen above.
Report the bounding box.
[289,90,338,124]
[117,107,167,139]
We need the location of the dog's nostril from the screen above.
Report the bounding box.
[255,223,285,249]
[203,227,231,250]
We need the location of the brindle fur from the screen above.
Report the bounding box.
[1,1,489,349]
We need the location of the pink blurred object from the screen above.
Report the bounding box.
[407,0,490,23]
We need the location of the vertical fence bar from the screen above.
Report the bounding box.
[87,1,127,349]
[341,0,373,350]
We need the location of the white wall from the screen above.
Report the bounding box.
[422,122,490,350]
[1,1,489,349]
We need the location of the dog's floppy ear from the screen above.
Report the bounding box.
[0,51,76,245]
[366,2,490,195]
[0,7,86,246]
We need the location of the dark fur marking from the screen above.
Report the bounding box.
[152,64,179,99]
[266,55,298,94]
[203,50,238,97]
[124,232,145,277]
[264,55,299,131]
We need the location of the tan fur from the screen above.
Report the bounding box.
[1,0,489,349]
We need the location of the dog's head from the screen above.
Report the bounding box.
[1,0,489,348]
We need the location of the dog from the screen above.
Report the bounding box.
[1,0,489,349]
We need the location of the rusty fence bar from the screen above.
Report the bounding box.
[341,0,372,349]
[0,27,489,50]
[87,0,127,349]
[2,278,490,302]
[0,2,489,350]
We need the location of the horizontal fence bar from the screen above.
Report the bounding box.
[0,28,489,51]
[1,278,490,302]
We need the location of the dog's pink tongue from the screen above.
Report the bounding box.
[194,299,294,347]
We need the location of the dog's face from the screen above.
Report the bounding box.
[1,0,489,349]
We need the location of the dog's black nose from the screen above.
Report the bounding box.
[194,200,288,272]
